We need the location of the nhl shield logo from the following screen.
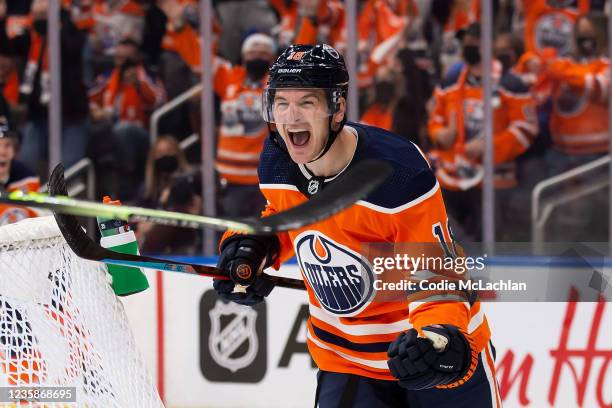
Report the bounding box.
[209,300,258,373]
[308,179,320,195]
[200,290,267,382]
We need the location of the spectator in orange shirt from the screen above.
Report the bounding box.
[427,23,538,240]
[538,12,608,241]
[89,37,164,199]
[89,38,164,128]
[216,33,277,217]
[543,13,608,166]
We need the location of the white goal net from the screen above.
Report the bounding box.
[0,216,163,407]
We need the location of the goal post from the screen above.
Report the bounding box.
[0,216,163,407]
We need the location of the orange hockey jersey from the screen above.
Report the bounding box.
[215,66,268,185]
[522,0,589,57]
[428,65,538,190]
[547,56,609,154]
[222,122,491,380]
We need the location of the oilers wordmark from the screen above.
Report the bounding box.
[295,231,375,316]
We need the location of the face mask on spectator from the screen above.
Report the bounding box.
[32,19,48,35]
[154,155,179,174]
[496,53,513,72]
[576,36,597,57]
[245,59,270,80]
[463,45,481,66]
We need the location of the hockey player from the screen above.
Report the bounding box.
[213,44,499,407]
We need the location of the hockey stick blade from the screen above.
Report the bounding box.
[1,160,391,233]
[48,164,306,291]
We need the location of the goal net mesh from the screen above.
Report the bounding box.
[0,216,163,407]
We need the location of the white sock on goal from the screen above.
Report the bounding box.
[0,216,163,407]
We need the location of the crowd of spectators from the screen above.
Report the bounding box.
[0,0,609,250]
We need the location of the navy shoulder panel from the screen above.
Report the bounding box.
[258,137,296,186]
[499,72,530,94]
[350,123,438,209]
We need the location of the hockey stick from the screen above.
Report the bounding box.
[0,160,392,234]
[47,165,307,291]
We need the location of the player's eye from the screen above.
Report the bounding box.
[275,101,288,110]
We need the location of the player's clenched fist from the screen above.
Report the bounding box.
[213,235,280,306]
[387,324,479,390]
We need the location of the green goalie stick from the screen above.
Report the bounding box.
[45,164,307,290]
[0,160,392,234]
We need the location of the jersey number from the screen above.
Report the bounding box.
[432,220,458,258]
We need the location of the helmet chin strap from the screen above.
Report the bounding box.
[307,116,342,163]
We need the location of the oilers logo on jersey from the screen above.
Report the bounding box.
[295,231,375,316]
[534,12,574,55]
[555,83,588,115]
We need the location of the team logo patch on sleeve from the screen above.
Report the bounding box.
[295,231,375,316]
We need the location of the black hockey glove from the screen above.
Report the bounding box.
[213,234,280,306]
[387,324,478,390]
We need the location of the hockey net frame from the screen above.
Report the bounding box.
[0,216,163,407]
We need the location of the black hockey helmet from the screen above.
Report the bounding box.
[262,44,349,162]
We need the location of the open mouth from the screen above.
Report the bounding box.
[287,129,311,147]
